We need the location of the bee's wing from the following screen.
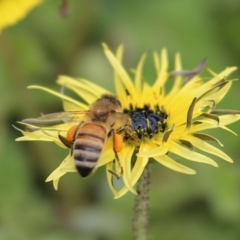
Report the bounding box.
[22,111,88,127]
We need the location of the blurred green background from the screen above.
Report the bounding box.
[1,0,240,239]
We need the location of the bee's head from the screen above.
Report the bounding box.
[90,95,122,120]
[92,95,121,111]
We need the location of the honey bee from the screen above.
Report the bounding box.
[23,95,135,177]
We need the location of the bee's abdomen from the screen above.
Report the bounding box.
[73,123,106,177]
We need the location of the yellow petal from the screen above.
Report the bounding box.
[153,51,160,74]
[153,49,168,90]
[14,125,57,142]
[15,133,52,142]
[134,54,146,95]
[207,67,237,85]
[106,162,118,196]
[201,81,232,104]
[57,76,110,105]
[97,150,115,167]
[119,145,137,195]
[97,138,115,167]
[114,144,149,199]
[164,53,182,99]
[168,140,218,167]
[114,71,129,108]
[62,101,83,111]
[0,0,42,33]
[154,155,196,174]
[137,142,168,157]
[45,154,76,190]
[80,78,111,95]
[183,135,233,163]
[190,120,237,135]
[28,85,87,109]
[114,45,129,107]
[52,178,60,190]
[219,114,240,126]
[102,43,137,99]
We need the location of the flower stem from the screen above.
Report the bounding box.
[132,165,150,240]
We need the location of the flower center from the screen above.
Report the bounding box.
[124,104,168,140]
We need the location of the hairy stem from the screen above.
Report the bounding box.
[132,165,151,240]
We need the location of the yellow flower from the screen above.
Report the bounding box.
[16,44,240,198]
[0,0,42,33]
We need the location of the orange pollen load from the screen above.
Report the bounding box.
[66,125,78,143]
[114,133,124,152]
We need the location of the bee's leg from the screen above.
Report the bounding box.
[108,129,124,178]
[58,134,72,148]
[124,126,140,142]
[58,125,78,149]
[108,170,121,179]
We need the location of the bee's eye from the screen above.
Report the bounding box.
[110,109,117,113]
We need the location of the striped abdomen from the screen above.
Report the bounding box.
[73,123,106,177]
